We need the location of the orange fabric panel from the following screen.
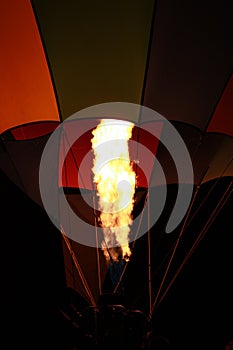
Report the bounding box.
[207,74,233,138]
[0,0,59,135]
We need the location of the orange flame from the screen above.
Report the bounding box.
[91,119,136,262]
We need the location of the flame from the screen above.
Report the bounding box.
[91,119,136,262]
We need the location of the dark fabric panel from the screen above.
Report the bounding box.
[0,134,52,206]
[151,122,202,185]
[193,133,233,184]
[207,74,233,137]
[143,0,233,132]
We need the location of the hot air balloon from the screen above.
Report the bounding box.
[0,0,232,349]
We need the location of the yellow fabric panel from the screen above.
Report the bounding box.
[32,0,154,119]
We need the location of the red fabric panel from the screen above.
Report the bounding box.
[207,74,233,138]
[59,120,163,189]
[11,121,60,140]
[58,119,98,190]
[0,0,59,135]
[130,122,163,188]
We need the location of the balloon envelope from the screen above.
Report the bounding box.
[0,3,232,345]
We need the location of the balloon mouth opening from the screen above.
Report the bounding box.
[62,185,148,228]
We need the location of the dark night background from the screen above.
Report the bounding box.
[1,168,232,349]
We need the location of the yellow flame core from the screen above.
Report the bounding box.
[91,119,136,262]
